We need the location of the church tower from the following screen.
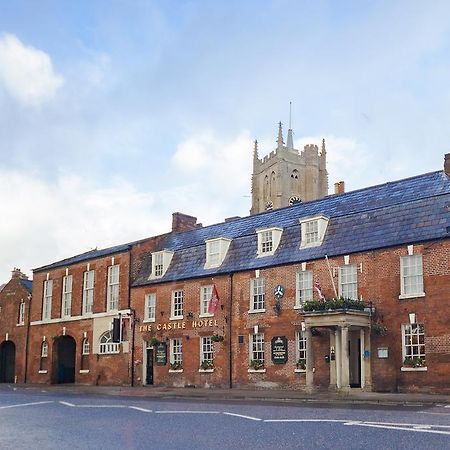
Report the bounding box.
[250,121,328,215]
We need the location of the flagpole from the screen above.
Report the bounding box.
[325,254,338,298]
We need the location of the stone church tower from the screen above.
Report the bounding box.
[250,122,328,215]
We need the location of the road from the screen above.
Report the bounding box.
[0,386,449,449]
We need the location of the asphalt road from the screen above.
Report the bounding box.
[0,386,449,450]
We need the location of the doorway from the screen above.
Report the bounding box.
[53,336,76,384]
[145,347,154,385]
[0,341,16,383]
[348,331,361,388]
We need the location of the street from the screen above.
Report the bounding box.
[0,386,449,450]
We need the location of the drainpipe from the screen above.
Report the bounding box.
[24,294,31,384]
[127,249,135,387]
[229,273,233,389]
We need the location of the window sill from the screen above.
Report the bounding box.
[199,313,214,318]
[294,369,306,373]
[16,323,24,327]
[143,318,156,323]
[79,369,90,374]
[248,369,266,373]
[300,241,322,249]
[401,366,427,372]
[169,369,183,373]
[38,370,48,374]
[398,293,425,300]
[169,316,184,321]
[198,369,214,373]
[293,305,305,311]
[248,309,266,314]
[257,251,276,258]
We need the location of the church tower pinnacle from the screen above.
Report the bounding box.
[276,122,284,151]
[286,101,294,150]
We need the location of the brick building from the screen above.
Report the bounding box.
[20,155,450,393]
[0,268,32,383]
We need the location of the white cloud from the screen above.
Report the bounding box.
[0,33,63,107]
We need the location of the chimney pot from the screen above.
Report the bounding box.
[334,181,345,194]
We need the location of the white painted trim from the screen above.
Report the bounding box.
[294,369,306,373]
[248,369,266,373]
[30,309,131,326]
[79,370,90,374]
[199,313,214,318]
[168,369,183,373]
[248,309,266,314]
[399,292,425,300]
[169,316,183,321]
[38,370,48,374]
[401,367,427,372]
[198,369,214,373]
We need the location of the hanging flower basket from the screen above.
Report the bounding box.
[250,359,264,370]
[403,357,426,368]
[296,358,306,370]
[200,360,214,370]
[371,323,388,336]
[211,334,224,342]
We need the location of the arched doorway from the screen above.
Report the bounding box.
[53,336,76,384]
[0,341,16,383]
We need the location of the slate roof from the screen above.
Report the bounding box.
[33,244,132,273]
[20,279,32,293]
[133,171,450,287]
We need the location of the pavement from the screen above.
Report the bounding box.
[10,383,450,406]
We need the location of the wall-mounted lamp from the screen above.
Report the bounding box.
[187,311,194,319]
[254,325,259,334]
[409,312,416,324]
[301,321,306,332]
[160,311,164,317]
[221,304,224,311]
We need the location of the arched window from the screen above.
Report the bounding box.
[41,341,48,358]
[290,169,299,193]
[82,338,90,355]
[269,171,276,197]
[81,338,90,371]
[99,331,120,354]
[39,340,48,372]
[263,175,269,201]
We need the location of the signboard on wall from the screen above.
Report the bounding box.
[271,336,288,364]
[155,343,167,365]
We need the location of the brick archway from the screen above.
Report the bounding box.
[0,340,16,383]
[52,335,76,384]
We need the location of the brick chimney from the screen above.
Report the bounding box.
[334,181,345,194]
[445,153,450,177]
[172,212,199,232]
[11,268,28,280]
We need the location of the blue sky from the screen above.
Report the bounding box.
[1,0,450,282]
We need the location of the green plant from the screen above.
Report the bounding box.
[303,297,366,312]
[211,334,224,342]
[372,323,387,336]
[403,356,426,368]
[296,358,306,370]
[200,360,214,370]
[149,337,161,347]
[250,359,264,370]
[170,362,182,370]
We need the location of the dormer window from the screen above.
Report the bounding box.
[257,227,282,257]
[149,250,174,279]
[300,216,329,248]
[204,238,231,269]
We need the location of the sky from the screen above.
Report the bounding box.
[1,0,450,283]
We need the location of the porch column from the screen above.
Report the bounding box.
[341,326,350,390]
[335,328,341,389]
[305,326,314,390]
[329,331,336,388]
[360,328,365,389]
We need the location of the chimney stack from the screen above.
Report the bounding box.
[172,212,199,233]
[445,153,450,177]
[11,268,28,280]
[334,181,345,194]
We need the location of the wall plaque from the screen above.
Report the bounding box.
[271,336,288,364]
[155,343,167,365]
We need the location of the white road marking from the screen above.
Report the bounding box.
[59,401,75,407]
[155,410,220,414]
[420,411,450,416]
[265,419,346,423]
[445,405,450,408]
[0,401,53,409]
[349,422,450,436]
[129,406,152,412]
[59,401,127,408]
[223,412,262,421]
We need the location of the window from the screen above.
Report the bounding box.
[250,333,265,365]
[171,290,183,319]
[41,341,48,358]
[107,265,119,311]
[402,323,426,364]
[204,238,232,269]
[81,338,90,371]
[400,255,424,298]
[296,271,313,307]
[296,331,307,369]
[170,338,183,367]
[149,250,174,279]
[200,286,213,316]
[256,227,282,257]
[82,270,95,315]
[200,336,213,366]
[82,338,90,355]
[40,341,48,371]
[18,301,25,325]
[42,280,53,321]
[300,216,329,248]
[144,293,156,322]
[250,278,265,312]
[99,330,120,354]
[62,275,72,318]
[339,265,357,299]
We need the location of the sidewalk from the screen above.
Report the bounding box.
[12,384,450,406]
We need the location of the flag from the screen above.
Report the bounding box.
[208,285,220,314]
[314,281,325,300]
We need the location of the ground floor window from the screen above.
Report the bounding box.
[39,341,48,371]
[170,338,183,370]
[249,333,264,369]
[99,331,120,354]
[402,323,426,367]
[81,338,90,370]
[200,336,214,369]
[296,331,307,370]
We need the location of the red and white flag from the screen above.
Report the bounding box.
[208,285,220,314]
[314,281,325,300]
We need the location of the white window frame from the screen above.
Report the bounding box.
[204,238,232,269]
[82,270,95,315]
[61,275,73,318]
[256,227,283,257]
[170,338,183,366]
[339,265,358,300]
[18,301,25,325]
[107,265,120,312]
[250,333,265,365]
[41,341,48,358]
[401,323,426,367]
[250,277,265,312]
[171,290,184,320]
[200,336,213,364]
[200,285,213,317]
[82,338,90,355]
[99,330,120,354]
[149,250,174,279]
[144,293,156,322]
[399,255,425,299]
[300,215,329,248]
[295,271,313,308]
[42,280,53,321]
[296,331,307,371]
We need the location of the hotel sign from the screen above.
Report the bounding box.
[138,319,219,333]
[155,343,167,366]
[271,336,288,364]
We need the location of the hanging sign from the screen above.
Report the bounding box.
[155,343,167,366]
[271,336,288,364]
